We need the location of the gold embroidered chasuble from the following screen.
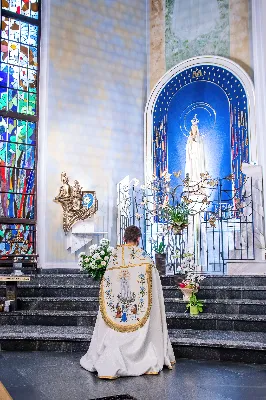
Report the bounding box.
[100,245,153,333]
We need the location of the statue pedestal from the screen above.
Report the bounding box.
[66,219,108,253]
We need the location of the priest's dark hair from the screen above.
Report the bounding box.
[124,225,142,244]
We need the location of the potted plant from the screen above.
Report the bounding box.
[178,278,199,301]
[186,293,204,316]
[153,241,166,276]
[175,251,205,300]
[78,238,113,280]
[165,203,189,235]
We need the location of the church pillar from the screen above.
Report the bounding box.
[37,0,51,268]
[149,0,165,91]
[229,0,253,77]
[251,0,266,238]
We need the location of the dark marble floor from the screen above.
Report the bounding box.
[1,352,266,400]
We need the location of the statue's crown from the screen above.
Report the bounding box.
[191,114,199,125]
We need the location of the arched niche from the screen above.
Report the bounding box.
[144,56,257,193]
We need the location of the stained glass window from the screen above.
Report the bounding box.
[0,0,40,260]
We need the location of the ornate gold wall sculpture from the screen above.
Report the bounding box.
[54,172,98,233]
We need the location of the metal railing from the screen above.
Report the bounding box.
[117,176,256,275]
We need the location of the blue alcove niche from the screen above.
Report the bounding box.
[152,64,249,202]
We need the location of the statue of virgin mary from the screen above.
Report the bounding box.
[185,114,206,182]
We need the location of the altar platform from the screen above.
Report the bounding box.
[1,271,266,365]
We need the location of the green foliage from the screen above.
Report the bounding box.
[166,203,189,225]
[153,241,166,254]
[186,293,204,313]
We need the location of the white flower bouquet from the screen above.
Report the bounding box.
[78,238,113,280]
[175,252,205,290]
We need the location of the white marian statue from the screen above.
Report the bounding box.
[185,114,206,182]
[185,115,207,264]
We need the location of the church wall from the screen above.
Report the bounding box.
[149,0,253,90]
[39,0,148,267]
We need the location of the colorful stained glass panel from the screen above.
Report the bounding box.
[28,24,37,46]
[0,166,35,191]
[29,46,37,69]
[18,89,27,113]
[1,18,8,39]
[2,142,35,168]
[0,17,38,115]
[28,69,36,92]
[0,86,7,110]
[1,0,39,257]
[9,19,20,42]
[0,191,35,218]
[19,67,28,90]
[0,223,35,256]
[9,65,20,89]
[0,141,7,163]
[8,87,17,111]
[0,117,36,144]
[0,63,8,86]
[1,0,39,20]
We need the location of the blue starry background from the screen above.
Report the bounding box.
[153,64,249,201]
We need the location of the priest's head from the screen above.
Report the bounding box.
[124,225,142,246]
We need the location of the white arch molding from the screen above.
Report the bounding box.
[144,55,257,182]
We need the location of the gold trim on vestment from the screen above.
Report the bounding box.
[107,262,151,270]
[98,376,118,380]
[144,371,159,375]
[99,263,153,333]
[122,245,125,266]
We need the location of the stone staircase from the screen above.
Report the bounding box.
[1,271,266,364]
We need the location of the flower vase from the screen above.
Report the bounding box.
[155,253,166,276]
[179,287,198,301]
[189,305,199,316]
[172,223,188,235]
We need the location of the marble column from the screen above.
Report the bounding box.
[37,0,51,269]
[252,0,266,238]
[149,0,165,91]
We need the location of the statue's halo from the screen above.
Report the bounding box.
[180,102,216,137]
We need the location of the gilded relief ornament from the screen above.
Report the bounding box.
[54,172,98,233]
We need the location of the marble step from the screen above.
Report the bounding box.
[171,329,266,364]
[0,324,266,364]
[0,274,99,287]
[3,295,266,315]
[162,275,266,287]
[2,283,266,301]
[165,298,266,315]
[0,310,97,327]
[2,273,266,287]
[165,286,266,300]
[166,312,266,332]
[1,310,266,332]
[15,296,100,311]
[16,285,100,298]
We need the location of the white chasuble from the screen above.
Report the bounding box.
[80,245,175,378]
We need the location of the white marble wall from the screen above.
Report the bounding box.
[37,0,148,268]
